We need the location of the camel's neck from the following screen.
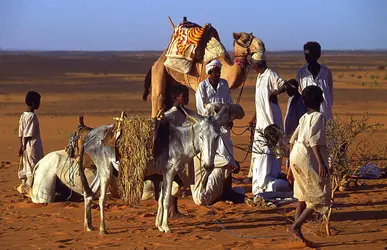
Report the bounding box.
[217,55,248,89]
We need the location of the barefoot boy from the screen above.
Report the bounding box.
[18,91,44,189]
[288,85,331,245]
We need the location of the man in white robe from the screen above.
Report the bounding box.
[297,41,333,120]
[192,59,240,205]
[247,53,292,196]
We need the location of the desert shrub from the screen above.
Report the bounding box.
[324,114,387,235]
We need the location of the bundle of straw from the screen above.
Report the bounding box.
[117,116,156,206]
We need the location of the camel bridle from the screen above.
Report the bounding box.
[233,34,254,67]
[233,34,254,57]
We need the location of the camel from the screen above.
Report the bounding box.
[143,30,265,117]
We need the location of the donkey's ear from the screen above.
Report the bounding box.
[212,104,245,126]
[212,104,230,127]
[233,32,241,40]
[206,102,223,116]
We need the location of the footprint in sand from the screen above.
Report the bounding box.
[277,241,309,249]
[195,235,213,240]
[64,203,80,208]
[55,238,74,244]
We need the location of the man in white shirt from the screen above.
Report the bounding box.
[297,42,333,120]
[193,59,242,205]
[247,52,293,195]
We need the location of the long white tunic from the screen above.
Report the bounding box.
[192,78,234,205]
[250,68,285,191]
[254,68,285,130]
[18,111,44,186]
[297,64,333,120]
[252,146,281,194]
[195,78,234,165]
[289,111,331,213]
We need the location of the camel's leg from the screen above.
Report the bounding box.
[151,59,167,118]
[84,195,94,231]
[160,170,175,233]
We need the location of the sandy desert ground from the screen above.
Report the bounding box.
[1,50,387,249]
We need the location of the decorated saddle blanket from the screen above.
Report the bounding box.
[166,22,206,62]
[164,21,226,74]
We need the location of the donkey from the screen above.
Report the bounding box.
[78,104,244,234]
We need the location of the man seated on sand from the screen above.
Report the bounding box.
[192,59,244,206]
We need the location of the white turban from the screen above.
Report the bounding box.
[251,52,266,62]
[205,59,222,74]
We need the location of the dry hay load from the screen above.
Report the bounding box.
[117,116,156,206]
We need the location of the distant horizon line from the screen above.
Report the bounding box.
[1,48,387,53]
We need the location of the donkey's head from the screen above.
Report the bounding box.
[198,104,245,172]
[197,117,220,172]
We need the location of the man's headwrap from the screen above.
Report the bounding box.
[205,59,222,74]
[251,52,266,62]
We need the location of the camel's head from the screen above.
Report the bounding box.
[233,32,265,57]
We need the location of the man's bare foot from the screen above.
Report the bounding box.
[169,211,186,219]
[288,226,306,243]
[303,239,316,248]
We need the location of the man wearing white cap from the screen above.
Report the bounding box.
[192,59,242,205]
[247,52,295,198]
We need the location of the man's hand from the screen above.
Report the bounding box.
[287,167,294,184]
[18,146,25,157]
[226,121,234,129]
[156,108,165,121]
[232,162,240,174]
[318,163,329,179]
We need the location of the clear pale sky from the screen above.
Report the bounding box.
[1,0,386,51]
